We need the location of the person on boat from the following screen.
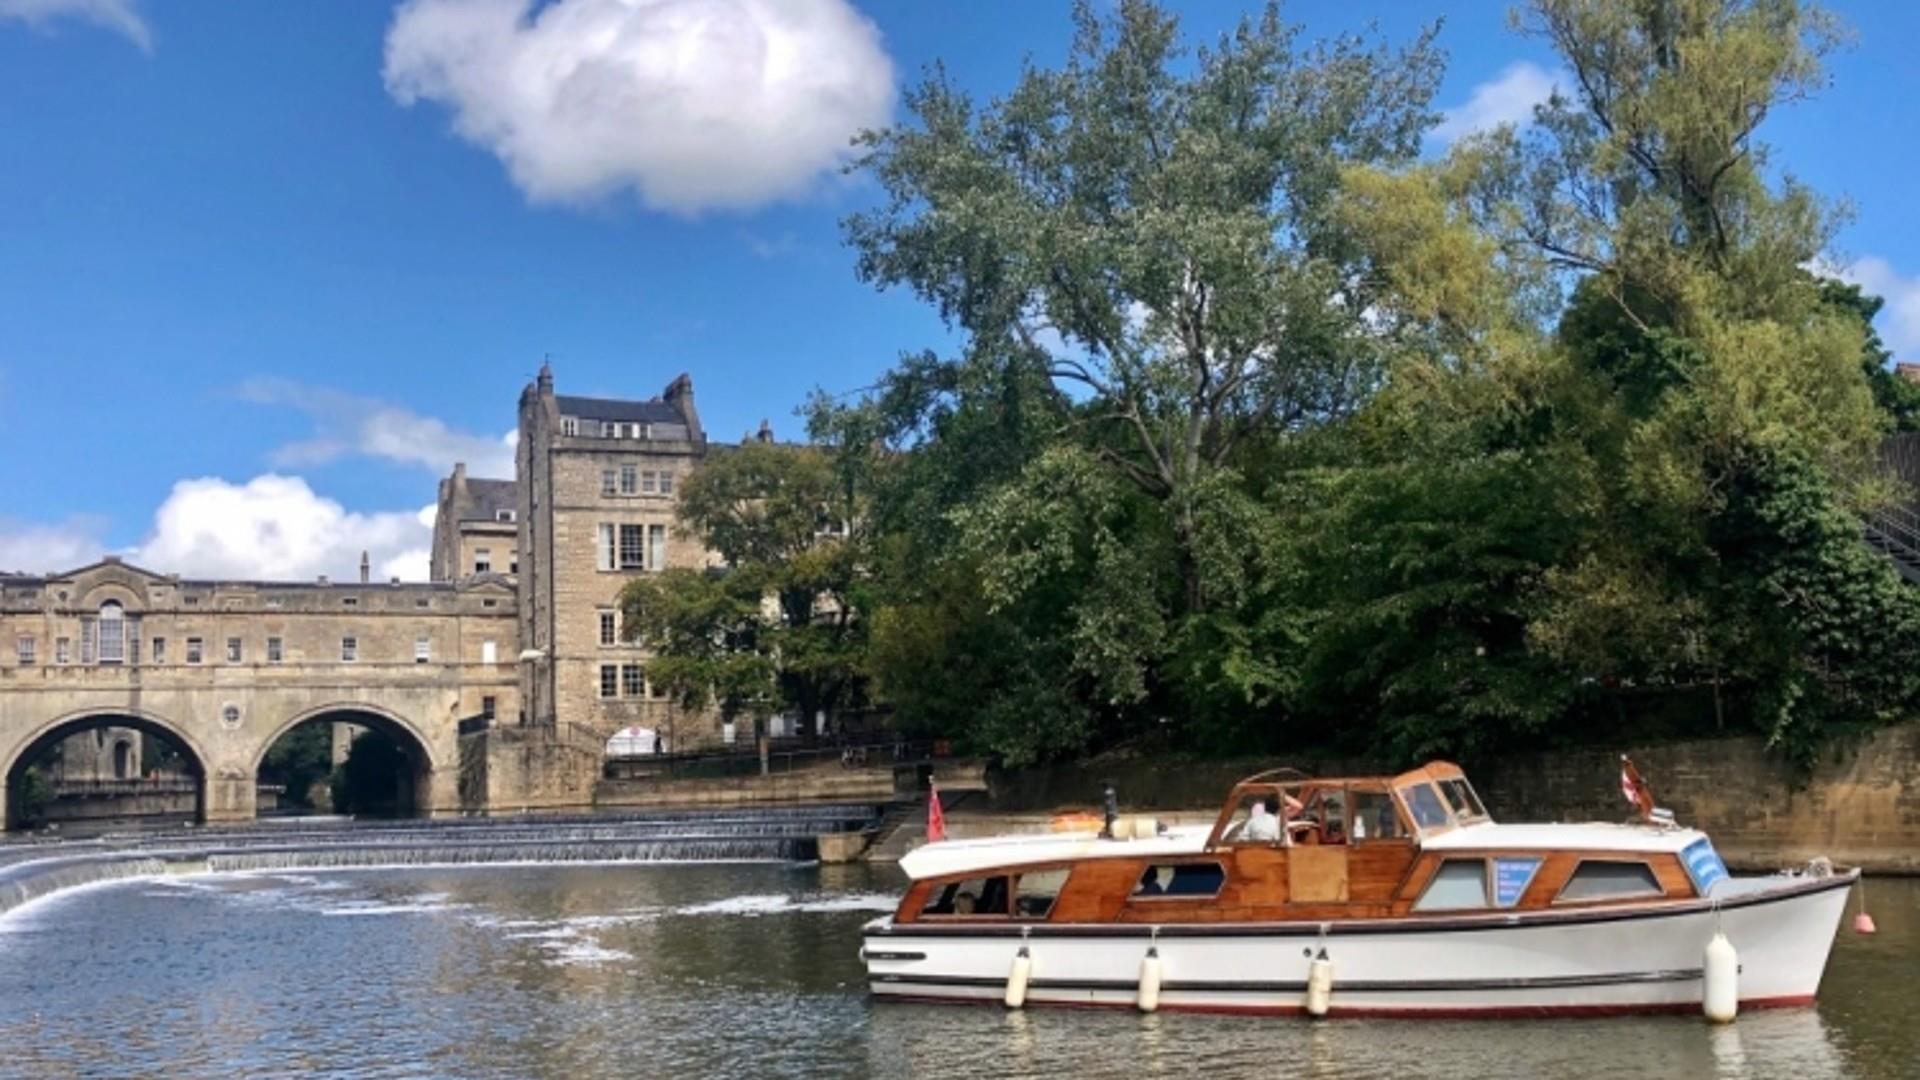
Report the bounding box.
[1243,797,1281,842]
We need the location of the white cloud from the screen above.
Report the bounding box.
[382,0,894,214]
[1836,255,1920,361]
[0,519,105,575]
[0,477,436,582]
[237,378,515,479]
[132,475,433,583]
[1432,61,1564,145]
[0,0,150,51]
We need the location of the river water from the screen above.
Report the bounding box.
[0,863,1911,1079]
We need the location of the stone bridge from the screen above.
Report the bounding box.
[0,558,520,827]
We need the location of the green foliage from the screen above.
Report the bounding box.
[13,766,53,827]
[806,0,1918,769]
[259,721,333,809]
[620,441,868,736]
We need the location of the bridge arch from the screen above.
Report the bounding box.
[255,701,441,818]
[3,707,211,831]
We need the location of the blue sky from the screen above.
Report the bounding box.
[2,0,1916,581]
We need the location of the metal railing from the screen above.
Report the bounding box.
[603,736,937,781]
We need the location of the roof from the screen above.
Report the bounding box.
[1420,821,1706,855]
[462,477,518,523]
[899,825,1212,881]
[555,394,684,425]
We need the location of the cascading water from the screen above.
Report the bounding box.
[0,802,889,916]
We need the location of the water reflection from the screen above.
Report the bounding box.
[0,865,1908,1079]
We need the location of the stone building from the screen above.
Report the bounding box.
[1,363,727,827]
[493,364,716,750]
[0,557,518,824]
[430,465,519,583]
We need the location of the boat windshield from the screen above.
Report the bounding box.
[1397,782,1455,834]
[1438,777,1488,821]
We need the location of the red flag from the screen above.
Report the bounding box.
[927,779,947,843]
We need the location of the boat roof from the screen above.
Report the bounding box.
[1422,821,1707,855]
[897,820,1709,881]
[899,825,1211,881]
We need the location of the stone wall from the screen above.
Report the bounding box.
[984,724,1920,873]
[458,724,603,815]
[594,761,899,810]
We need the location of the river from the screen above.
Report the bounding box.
[0,863,1911,1079]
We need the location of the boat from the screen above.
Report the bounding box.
[860,760,1858,1018]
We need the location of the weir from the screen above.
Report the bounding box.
[0,802,890,917]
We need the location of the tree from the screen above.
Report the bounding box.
[619,441,867,739]
[847,0,1440,611]
[833,0,1442,759]
[259,721,334,810]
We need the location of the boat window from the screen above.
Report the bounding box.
[1413,858,1490,911]
[1221,790,1294,845]
[1349,790,1405,842]
[1398,783,1454,832]
[1015,868,1070,918]
[922,876,1011,916]
[1438,778,1487,820]
[1556,860,1665,903]
[1303,788,1349,845]
[1133,863,1226,899]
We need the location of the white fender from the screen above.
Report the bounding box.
[1703,931,1738,1023]
[1137,946,1163,1013]
[1306,948,1334,1018]
[1004,945,1032,1009]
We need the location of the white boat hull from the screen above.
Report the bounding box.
[863,872,1854,1018]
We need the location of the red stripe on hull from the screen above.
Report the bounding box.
[872,992,1818,1020]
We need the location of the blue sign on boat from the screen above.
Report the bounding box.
[1682,837,1729,895]
[1493,858,1541,907]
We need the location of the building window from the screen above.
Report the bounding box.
[482,640,497,665]
[474,548,492,574]
[152,637,167,664]
[267,637,283,664]
[341,636,358,662]
[599,610,617,647]
[649,524,667,571]
[16,635,33,665]
[342,597,359,608]
[619,463,638,495]
[602,468,617,497]
[619,524,645,569]
[659,472,674,496]
[227,637,243,664]
[496,509,515,523]
[642,470,658,494]
[98,601,125,664]
[416,598,430,609]
[415,637,431,663]
[186,637,203,664]
[562,416,578,436]
[599,664,618,699]
[482,598,497,608]
[597,523,616,571]
[265,597,283,609]
[481,695,497,718]
[622,663,644,697]
[55,637,70,665]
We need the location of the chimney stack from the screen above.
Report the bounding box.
[360,551,371,584]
